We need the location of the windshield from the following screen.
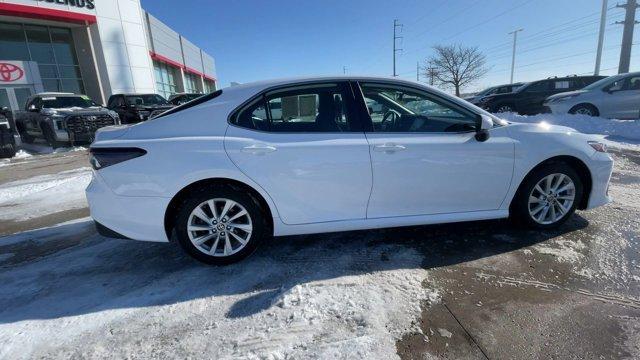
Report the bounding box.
[583,75,624,91]
[42,96,97,109]
[475,86,499,97]
[125,94,168,106]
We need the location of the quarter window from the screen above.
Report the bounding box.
[360,83,477,133]
[232,83,355,133]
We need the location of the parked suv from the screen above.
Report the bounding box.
[477,75,605,115]
[15,93,120,148]
[544,72,640,119]
[464,82,523,105]
[107,93,174,124]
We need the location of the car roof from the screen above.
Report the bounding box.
[35,92,76,96]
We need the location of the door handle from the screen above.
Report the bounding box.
[373,143,406,153]
[242,144,277,155]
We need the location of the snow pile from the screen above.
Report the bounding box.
[0,228,434,359]
[0,167,91,221]
[533,239,586,263]
[498,112,640,148]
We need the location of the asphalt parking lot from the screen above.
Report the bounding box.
[0,147,638,359]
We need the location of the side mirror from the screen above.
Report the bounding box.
[475,114,492,142]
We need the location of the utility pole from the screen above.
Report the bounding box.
[416,62,420,81]
[594,0,608,75]
[508,28,523,83]
[343,66,347,74]
[393,19,403,77]
[615,0,638,73]
[425,66,437,86]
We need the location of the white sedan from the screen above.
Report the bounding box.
[87,77,613,264]
[545,72,640,119]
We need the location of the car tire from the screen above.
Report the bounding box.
[493,103,514,113]
[41,123,63,149]
[0,142,16,159]
[569,104,599,117]
[174,185,267,265]
[510,163,583,229]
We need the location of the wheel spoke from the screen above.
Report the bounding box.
[530,203,546,215]
[207,200,219,220]
[549,203,557,221]
[544,175,553,193]
[537,206,550,222]
[556,202,568,215]
[223,237,232,255]
[229,230,248,245]
[228,209,247,222]
[529,196,543,204]
[209,234,221,254]
[556,182,575,194]
[229,222,252,232]
[534,184,545,195]
[192,207,212,224]
[188,224,212,232]
[193,233,216,245]
[220,200,236,220]
[552,174,565,191]
[557,195,574,200]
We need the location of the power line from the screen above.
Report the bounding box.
[443,0,535,41]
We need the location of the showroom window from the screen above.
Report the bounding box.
[153,60,179,99]
[184,72,202,93]
[204,79,216,93]
[360,83,477,133]
[0,22,85,94]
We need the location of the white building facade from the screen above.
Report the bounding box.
[0,0,216,110]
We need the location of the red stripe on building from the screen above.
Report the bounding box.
[0,3,97,24]
[151,52,217,81]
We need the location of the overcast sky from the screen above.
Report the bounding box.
[141,0,639,92]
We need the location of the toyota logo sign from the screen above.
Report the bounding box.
[0,63,24,82]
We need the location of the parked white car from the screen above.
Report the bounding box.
[87,76,613,264]
[544,72,640,119]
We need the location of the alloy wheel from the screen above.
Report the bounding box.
[187,198,253,257]
[528,173,576,225]
[574,107,594,116]
[497,105,513,113]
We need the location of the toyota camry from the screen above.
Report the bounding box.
[86,77,613,264]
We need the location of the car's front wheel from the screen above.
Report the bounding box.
[511,163,583,229]
[174,186,267,265]
[569,104,599,117]
[493,103,514,113]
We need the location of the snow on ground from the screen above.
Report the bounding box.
[0,221,435,359]
[498,112,640,149]
[0,167,91,221]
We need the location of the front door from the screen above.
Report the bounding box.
[224,82,372,225]
[356,82,514,218]
[601,75,640,119]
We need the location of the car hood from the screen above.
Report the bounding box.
[545,90,587,101]
[507,121,578,134]
[43,107,114,116]
[132,105,174,111]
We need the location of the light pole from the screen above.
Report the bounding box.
[594,0,608,75]
[509,28,523,83]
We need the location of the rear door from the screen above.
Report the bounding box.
[224,82,373,225]
[517,80,551,114]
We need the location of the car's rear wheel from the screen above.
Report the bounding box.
[174,186,266,265]
[511,163,583,229]
[569,104,599,117]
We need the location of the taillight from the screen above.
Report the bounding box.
[89,147,146,170]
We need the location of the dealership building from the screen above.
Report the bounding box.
[0,0,217,111]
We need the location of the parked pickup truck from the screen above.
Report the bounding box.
[15,93,120,148]
[107,93,174,124]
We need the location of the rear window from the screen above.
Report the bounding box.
[153,90,223,119]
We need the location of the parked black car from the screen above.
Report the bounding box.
[14,93,120,148]
[107,93,174,124]
[168,93,203,106]
[476,75,606,115]
[464,82,524,105]
[0,107,17,158]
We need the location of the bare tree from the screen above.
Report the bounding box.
[427,45,488,97]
